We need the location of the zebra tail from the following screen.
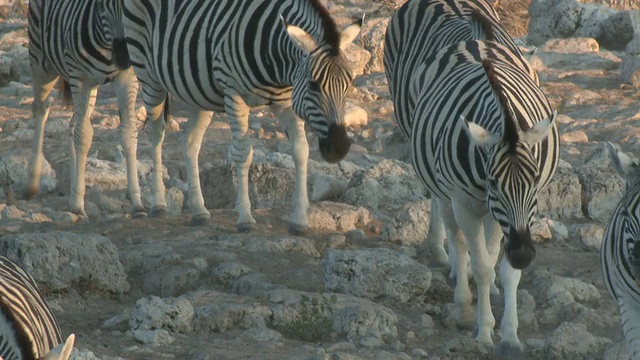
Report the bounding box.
[111,37,130,70]
[57,80,72,109]
[163,94,170,124]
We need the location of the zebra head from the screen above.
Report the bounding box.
[463,104,557,270]
[282,16,363,163]
[606,142,640,282]
[95,0,130,69]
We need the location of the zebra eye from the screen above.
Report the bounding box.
[308,80,321,92]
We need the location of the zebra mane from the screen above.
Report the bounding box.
[482,59,519,151]
[469,9,496,42]
[307,0,342,55]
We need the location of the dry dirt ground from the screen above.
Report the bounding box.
[1,3,639,360]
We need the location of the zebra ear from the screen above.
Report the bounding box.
[42,333,75,360]
[606,142,638,178]
[281,15,318,54]
[461,116,502,147]
[339,14,364,50]
[519,110,557,146]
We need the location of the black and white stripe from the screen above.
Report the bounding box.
[0,256,74,360]
[601,142,640,358]
[26,0,143,219]
[123,0,362,231]
[408,39,558,354]
[384,0,539,270]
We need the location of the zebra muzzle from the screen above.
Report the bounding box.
[318,123,351,163]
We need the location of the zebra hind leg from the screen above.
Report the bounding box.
[113,67,146,218]
[25,68,58,200]
[418,197,449,266]
[183,109,214,226]
[141,86,169,218]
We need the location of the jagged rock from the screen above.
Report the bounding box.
[0,149,57,194]
[538,167,583,220]
[0,231,129,293]
[129,296,194,333]
[356,17,389,74]
[528,270,601,307]
[308,201,372,231]
[543,322,613,359]
[322,248,431,302]
[381,199,431,246]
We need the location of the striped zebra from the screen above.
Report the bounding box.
[384,0,537,270]
[26,0,144,219]
[601,142,640,358]
[0,256,75,360]
[123,0,362,232]
[409,40,558,354]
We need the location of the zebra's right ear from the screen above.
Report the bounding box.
[281,15,318,54]
[42,334,75,360]
[461,116,502,147]
[606,142,638,178]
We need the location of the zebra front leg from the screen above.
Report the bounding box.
[275,106,309,234]
[497,255,524,356]
[25,70,58,199]
[484,216,502,296]
[183,110,214,226]
[441,201,475,330]
[113,67,146,218]
[68,84,98,219]
[226,94,255,232]
[453,201,496,348]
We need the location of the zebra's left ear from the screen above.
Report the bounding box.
[461,116,502,147]
[606,142,638,178]
[519,110,557,146]
[282,16,318,54]
[42,334,75,360]
[339,14,365,50]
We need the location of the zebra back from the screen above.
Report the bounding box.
[601,143,640,357]
[0,256,62,360]
[384,0,534,139]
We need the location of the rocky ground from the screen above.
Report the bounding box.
[1,0,640,359]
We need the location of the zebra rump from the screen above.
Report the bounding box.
[602,142,640,358]
[0,256,75,360]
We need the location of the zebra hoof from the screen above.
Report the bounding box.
[131,206,147,219]
[497,341,523,357]
[191,214,211,226]
[24,186,38,200]
[288,222,308,236]
[149,206,168,219]
[236,222,255,233]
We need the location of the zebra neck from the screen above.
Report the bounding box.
[0,304,34,360]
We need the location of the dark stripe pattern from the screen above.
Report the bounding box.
[601,147,640,357]
[0,256,62,360]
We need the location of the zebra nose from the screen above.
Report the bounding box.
[505,227,536,269]
[318,123,350,163]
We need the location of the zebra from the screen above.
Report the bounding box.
[123,0,362,232]
[601,142,640,358]
[384,0,538,270]
[409,40,558,354]
[0,256,75,360]
[26,0,144,219]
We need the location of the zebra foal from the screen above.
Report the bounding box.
[123,0,362,232]
[26,0,144,219]
[410,40,558,354]
[602,142,640,358]
[0,256,75,360]
[384,0,538,270]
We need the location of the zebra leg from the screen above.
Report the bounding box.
[274,106,309,234]
[183,109,214,226]
[225,93,255,232]
[142,86,168,218]
[441,201,475,330]
[68,83,98,219]
[113,67,146,218]
[618,293,640,358]
[419,197,449,266]
[484,216,502,296]
[25,68,58,199]
[497,255,524,355]
[453,201,496,347]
